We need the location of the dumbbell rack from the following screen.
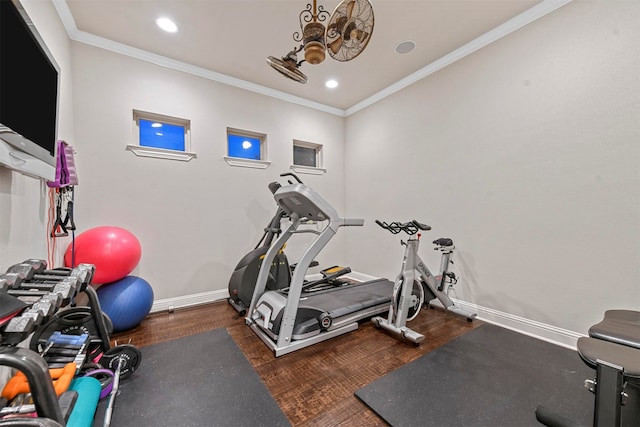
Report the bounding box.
[0,260,96,424]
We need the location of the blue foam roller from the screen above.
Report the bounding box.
[67,376,101,427]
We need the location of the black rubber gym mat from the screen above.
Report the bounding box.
[355,323,594,427]
[91,328,290,427]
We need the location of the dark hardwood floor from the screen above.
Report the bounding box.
[111,300,482,426]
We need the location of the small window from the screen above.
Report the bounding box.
[127,110,196,161]
[294,145,317,167]
[291,140,325,175]
[228,133,261,160]
[139,119,184,151]
[224,128,270,169]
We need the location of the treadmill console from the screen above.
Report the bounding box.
[274,183,340,222]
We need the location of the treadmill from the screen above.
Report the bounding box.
[246,182,394,357]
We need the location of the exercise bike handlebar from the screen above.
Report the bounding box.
[375,220,431,235]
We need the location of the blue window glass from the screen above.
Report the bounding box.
[139,119,185,151]
[228,134,261,160]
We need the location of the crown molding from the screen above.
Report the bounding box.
[346,0,573,116]
[53,0,572,118]
[51,1,345,117]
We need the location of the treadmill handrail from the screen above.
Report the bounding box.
[274,183,364,228]
[246,213,301,319]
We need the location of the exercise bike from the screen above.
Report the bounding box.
[372,220,476,344]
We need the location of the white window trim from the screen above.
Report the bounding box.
[225,127,269,169]
[126,144,197,162]
[290,164,326,175]
[130,109,195,161]
[224,156,271,169]
[292,139,324,174]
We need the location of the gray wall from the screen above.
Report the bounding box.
[344,0,640,337]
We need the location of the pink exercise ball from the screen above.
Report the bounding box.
[64,226,141,284]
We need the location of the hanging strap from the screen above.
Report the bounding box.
[51,189,68,237]
[51,188,75,237]
[62,188,76,231]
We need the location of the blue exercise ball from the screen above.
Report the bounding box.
[96,275,154,332]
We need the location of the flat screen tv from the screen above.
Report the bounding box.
[0,0,60,179]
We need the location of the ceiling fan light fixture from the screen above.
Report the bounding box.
[303,21,327,65]
[304,41,326,65]
[270,0,374,82]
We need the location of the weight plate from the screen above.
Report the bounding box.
[102,344,142,380]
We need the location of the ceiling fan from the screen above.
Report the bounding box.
[267,0,375,84]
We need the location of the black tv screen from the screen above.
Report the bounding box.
[0,0,59,167]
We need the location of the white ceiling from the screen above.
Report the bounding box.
[58,0,557,113]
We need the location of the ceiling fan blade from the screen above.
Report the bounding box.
[328,36,343,55]
[350,29,369,44]
[346,1,355,20]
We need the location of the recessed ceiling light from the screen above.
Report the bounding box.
[395,40,416,55]
[325,79,338,89]
[156,17,178,33]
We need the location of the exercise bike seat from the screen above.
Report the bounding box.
[589,309,640,349]
[577,336,640,379]
[433,238,453,247]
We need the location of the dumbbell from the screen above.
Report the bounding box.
[5,260,94,287]
[17,298,59,327]
[0,297,60,345]
[1,316,35,346]
[19,258,47,271]
[1,262,47,287]
[4,261,45,280]
[19,307,44,326]
[0,272,24,291]
[32,265,95,289]
[8,280,76,306]
[2,265,94,306]
[12,295,59,323]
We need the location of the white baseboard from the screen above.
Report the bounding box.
[150,291,584,350]
[450,299,584,350]
[150,290,229,313]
